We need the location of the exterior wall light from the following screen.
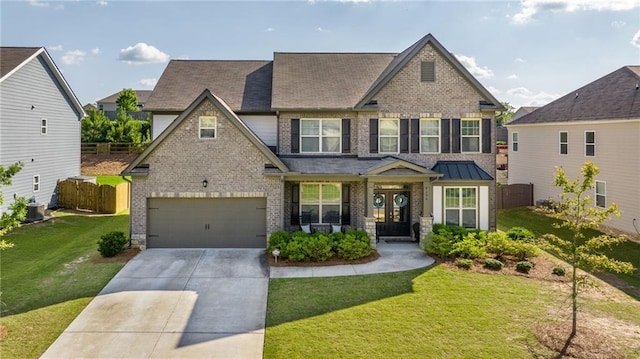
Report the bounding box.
[202,179,208,188]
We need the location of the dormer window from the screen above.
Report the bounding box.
[421,61,435,82]
[199,116,216,139]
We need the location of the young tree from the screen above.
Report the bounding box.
[0,162,28,249]
[115,88,139,112]
[540,162,634,338]
[81,108,111,142]
[496,102,514,126]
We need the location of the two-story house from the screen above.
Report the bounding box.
[507,66,640,236]
[96,89,152,120]
[122,34,503,249]
[0,47,85,214]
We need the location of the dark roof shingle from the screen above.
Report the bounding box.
[97,90,153,104]
[0,47,41,78]
[431,161,493,180]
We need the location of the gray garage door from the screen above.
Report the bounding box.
[147,198,267,248]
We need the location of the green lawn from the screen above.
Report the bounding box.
[94,175,130,186]
[0,213,130,359]
[498,207,640,291]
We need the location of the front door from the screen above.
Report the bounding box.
[373,190,410,236]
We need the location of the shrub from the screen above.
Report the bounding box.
[450,232,487,259]
[345,229,370,243]
[516,261,533,274]
[423,232,454,258]
[97,231,128,257]
[552,266,566,276]
[507,227,536,242]
[512,242,540,261]
[486,232,512,259]
[483,258,504,270]
[456,258,473,270]
[285,237,307,262]
[337,235,373,260]
[431,224,468,242]
[304,234,333,262]
[267,231,291,253]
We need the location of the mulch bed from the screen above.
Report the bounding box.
[81,154,137,175]
[92,248,140,264]
[535,321,624,359]
[266,251,380,267]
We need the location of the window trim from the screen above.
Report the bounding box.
[33,175,40,192]
[300,118,342,153]
[41,118,47,135]
[511,131,519,152]
[559,131,568,155]
[461,119,481,153]
[444,186,478,229]
[585,130,595,157]
[198,116,217,139]
[595,180,606,208]
[300,182,342,224]
[420,118,440,153]
[379,118,400,154]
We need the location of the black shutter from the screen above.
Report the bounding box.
[342,118,351,153]
[400,118,409,153]
[411,118,420,153]
[482,118,492,153]
[441,119,450,153]
[451,118,461,153]
[291,184,300,225]
[291,118,300,153]
[341,184,351,225]
[369,119,378,153]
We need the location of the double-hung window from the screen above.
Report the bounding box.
[420,118,440,153]
[199,116,216,139]
[585,131,595,156]
[301,119,341,153]
[445,187,477,228]
[300,183,341,224]
[461,119,480,152]
[511,132,519,152]
[379,118,399,153]
[595,181,606,208]
[41,118,48,135]
[33,175,40,192]
[559,131,568,155]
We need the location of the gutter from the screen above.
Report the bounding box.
[121,174,133,249]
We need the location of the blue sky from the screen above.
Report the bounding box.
[2,0,639,109]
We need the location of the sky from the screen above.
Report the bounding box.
[2,0,639,110]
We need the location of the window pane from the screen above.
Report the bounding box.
[462,188,476,208]
[200,129,215,138]
[420,119,439,136]
[512,132,518,141]
[379,119,398,136]
[322,205,340,223]
[421,137,439,152]
[462,138,480,152]
[586,144,595,156]
[560,132,567,142]
[380,137,398,153]
[462,209,476,228]
[462,120,480,135]
[322,120,340,136]
[560,144,568,154]
[301,137,319,152]
[586,131,595,143]
[301,184,319,202]
[301,120,319,135]
[321,184,341,203]
[199,117,215,128]
[322,137,340,152]
[301,205,319,223]
[596,181,605,195]
[445,209,460,226]
[445,188,459,208]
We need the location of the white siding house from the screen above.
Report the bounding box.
[507,66,640,236]
[0,47,85,213]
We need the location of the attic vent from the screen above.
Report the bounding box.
[421,61,435,82]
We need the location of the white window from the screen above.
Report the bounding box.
[461,119,480,152]
[445,187,477,229]
[41,118,47,135]
[511,131,519,152]
[301,119,341,153]
[559,131,568,155]
[379,118,399,153]
[595,180,606,208]
[585,131,595,157]
[33,175,40,192]
[300,183,341,224]
[420,118,440,153]
[199,116,216,139]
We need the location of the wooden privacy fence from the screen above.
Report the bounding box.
[497,183,533,210]
[81,142,147,155]
[57,180,129,214]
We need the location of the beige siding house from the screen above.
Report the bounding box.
[123,34,503,249]
[507,66,640,236]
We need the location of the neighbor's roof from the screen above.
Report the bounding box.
[144,60,273,112]
[511,106,539,121]
[509,66,640,125]
[431,161,493,181]
[0,47,40,78]
[97,90,153,104]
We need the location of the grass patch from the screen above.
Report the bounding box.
[94,175,130,186]
[498,208,640,292]
[0,213,130,358]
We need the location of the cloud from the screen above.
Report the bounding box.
[512,0,640,24]
[316,27,329,32]
[514,57,525,63]
[507,87,562,106]
[507,74,518,80]
[49,45,63,51]
[97,0,108,6]
[487,85,501,94]
[264,27,275,32]
[632,29,640,48]
[611,20,626,29]
[175,55,190,60]
[454,54,494,79]
[91,48,100,55]
[61,50,86,65]
[27,0,49,7]
[138,78,158,88]
[118,43,169,64]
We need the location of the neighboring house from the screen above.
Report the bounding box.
[511,106,538,122]
[507,66,640,235]
[96,89,151,120]
[0,47,85,213]
[123,33,503,249]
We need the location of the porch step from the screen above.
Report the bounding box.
[381,236,415,243]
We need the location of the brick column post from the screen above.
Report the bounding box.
[419,216,433,247]
[364,216,377,249]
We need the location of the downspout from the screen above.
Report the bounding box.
[122,174,133,249]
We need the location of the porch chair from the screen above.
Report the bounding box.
[300,212,313,234]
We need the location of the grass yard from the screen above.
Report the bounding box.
[265,265,640,358]
[95,175,130,186]
[498,207,640,293]
[0,212,130,359]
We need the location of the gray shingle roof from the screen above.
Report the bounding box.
[280,156,397,175]
[431,161,493,180]
[144,60,273,112]
[509,66,640,125]
[271,53,395,110]
[0,47,40,78]
[97,90,153,104]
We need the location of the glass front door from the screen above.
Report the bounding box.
[373,190,411,236]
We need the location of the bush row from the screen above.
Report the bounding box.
[268,230,373,262]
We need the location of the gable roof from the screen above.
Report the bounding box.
[97,90,153,105]
[509,66,640,125]
[356,33,504,110]
[144,60,273,112]
[271,53,395,110]
[431,161,493,181]
[0,47,85,118]
[122,89,288,175]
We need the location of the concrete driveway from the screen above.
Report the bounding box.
[42,248,269,359]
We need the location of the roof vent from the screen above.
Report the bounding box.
[365,100,378,106]
[636,83,639,90]
[575,93,579,98]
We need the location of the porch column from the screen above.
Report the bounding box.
[419,216,433,247]
[364,216,377,249]
[422,181,430,217]
[365,180,374,217]
[365,179,376,248]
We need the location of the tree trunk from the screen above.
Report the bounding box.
[571,264,577,337]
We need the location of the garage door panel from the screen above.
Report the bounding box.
[147,198,266,248]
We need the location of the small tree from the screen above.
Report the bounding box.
[496,101,514,126]
[539,162,634,338]
[115,88,139,112]
[81,108,111,142]
[0,162,28,249]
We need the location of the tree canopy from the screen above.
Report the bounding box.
[115,88,139,112]
[496,102,514,126]
[0,162,27,249]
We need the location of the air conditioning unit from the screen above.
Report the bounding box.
[26,203,45,222]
